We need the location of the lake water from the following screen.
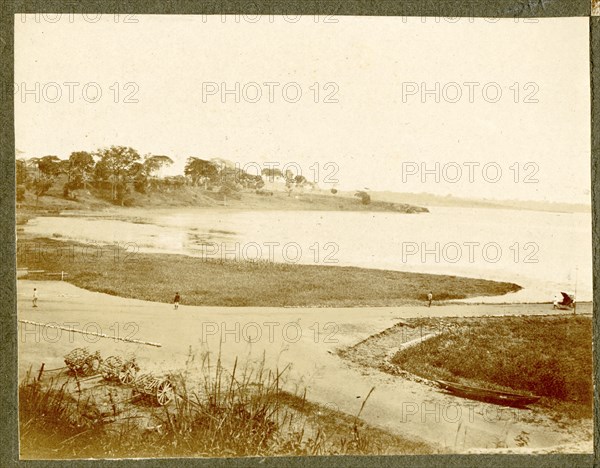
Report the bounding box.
[23,206,593,303]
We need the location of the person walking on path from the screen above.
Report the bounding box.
[427,291,433,308]
[173,292,180,310]
[32,288,38,308]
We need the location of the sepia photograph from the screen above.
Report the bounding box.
[11,10,593,461]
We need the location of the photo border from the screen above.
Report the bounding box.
[0,0,596,466]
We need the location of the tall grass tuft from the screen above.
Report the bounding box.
[20,351,425,458]
[19,368,108,458]
[155,348,367,456]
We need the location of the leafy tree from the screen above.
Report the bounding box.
[143,155,174,177]
[128,155,174,194]
[63,151,95,198]
[93,158,111,188]
[210,157,236,176]
[261,168,283,180]
[37,155,62,178]
[68,151,95,188]
[25,156,62,201]
[94,146,141,204]
[294,175,307,186]
[185,157,218,187]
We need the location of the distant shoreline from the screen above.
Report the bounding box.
[17,184,590,216]
[368,191,591,214]
[17,189,429,215]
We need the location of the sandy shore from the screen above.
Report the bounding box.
[16,279,593,454]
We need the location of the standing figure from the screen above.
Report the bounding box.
[173,292,181,310]
[427,291,433,308]
[32,288,38,308]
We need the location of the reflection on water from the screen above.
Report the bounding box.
[23,207,592,303]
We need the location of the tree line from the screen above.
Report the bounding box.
[16,145,315,205]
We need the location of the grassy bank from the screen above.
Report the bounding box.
[20,354,433,458]
[390,315,593,419]
[18,186,428,214]
[17,236,521,307]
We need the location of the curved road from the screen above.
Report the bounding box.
[16,280,593,454]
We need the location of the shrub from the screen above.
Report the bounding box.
[354,191,371,205]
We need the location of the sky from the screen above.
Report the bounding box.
[14,15,591,204]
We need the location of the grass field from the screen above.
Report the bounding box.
[390,315,593,419]
[17,236,521,307]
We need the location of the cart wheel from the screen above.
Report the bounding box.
[119,365,137,385]
[83,357,101,375]
[156,380,174,406]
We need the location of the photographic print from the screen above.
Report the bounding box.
[13,11,593,460]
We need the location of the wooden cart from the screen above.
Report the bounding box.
[64,348,102,376]
[101,355,139,384]
[132,373,175,406]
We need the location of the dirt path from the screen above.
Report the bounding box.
[16,280,593,453]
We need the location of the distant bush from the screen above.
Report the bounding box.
[219,181,242,200]
[168,175,187,189]
[354,191,371,205]
[63,180,82,200]
[256,189,274,196]
[133,176,147,193]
